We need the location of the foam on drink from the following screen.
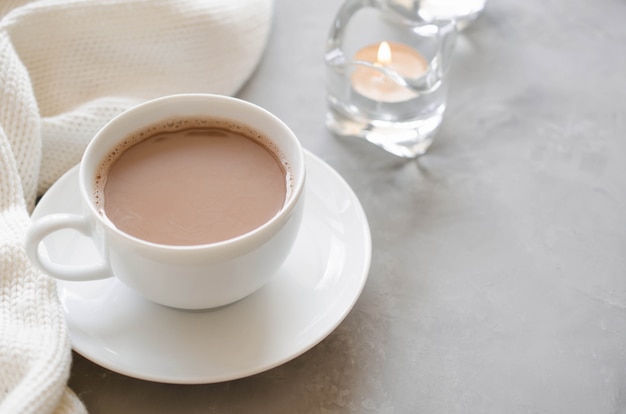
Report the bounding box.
[94,117,291,246]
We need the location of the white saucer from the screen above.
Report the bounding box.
[32,150,371,384]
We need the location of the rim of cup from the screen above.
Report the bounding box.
[78,93,306,252]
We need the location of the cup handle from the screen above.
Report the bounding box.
[25,213,112,281]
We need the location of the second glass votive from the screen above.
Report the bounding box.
[414,0,487,31]
[325,0,456,158]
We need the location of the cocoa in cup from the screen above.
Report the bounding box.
[97,117,292,246]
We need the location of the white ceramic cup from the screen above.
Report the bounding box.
[26,94,306,310]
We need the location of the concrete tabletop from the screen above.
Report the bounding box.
[69,0,626,412]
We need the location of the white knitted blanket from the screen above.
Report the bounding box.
[0,1,272,412]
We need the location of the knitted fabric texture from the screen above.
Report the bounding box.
[0,1,272,412]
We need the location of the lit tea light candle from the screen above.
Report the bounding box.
[351,41,428,103]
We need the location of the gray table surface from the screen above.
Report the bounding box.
[69,0,626,412]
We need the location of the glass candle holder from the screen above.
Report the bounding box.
[325,0,456,158]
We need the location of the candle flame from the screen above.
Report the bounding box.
[377,41,392,66]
